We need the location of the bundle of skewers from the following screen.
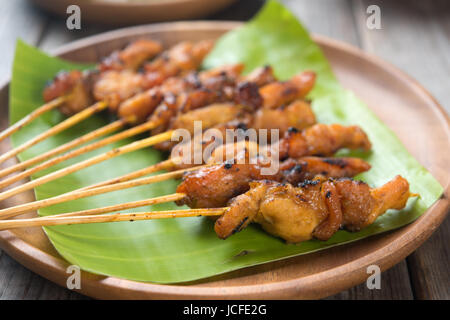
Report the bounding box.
[0,39,417,244]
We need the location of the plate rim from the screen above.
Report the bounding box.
[0,21,448,299]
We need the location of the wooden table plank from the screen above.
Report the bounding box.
[352,0,450,299]
[407,217,450,299]
[326,261,414,299]
[0,249,87,300]
[283,0,360,45]
[352,0,450,112]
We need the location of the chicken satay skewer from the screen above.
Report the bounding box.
[0,176,416,244]
[0,155,370,223]
[77,118,371,192]
[56,155,371,216]
[0,39,164,160]
[0,152,370,219]
[0,101,108,166]
[0,96,66,144]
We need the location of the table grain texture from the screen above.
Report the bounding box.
[0,0,448,300]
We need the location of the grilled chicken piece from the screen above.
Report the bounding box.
[119,64,244,125]
[260,71,316,109]
[43,70,97,116]
[117,88,164,124]
[277,124,371,159]
[44,39,162,115]
[97,41,213,115]
[198,64,245,83]
[252,99,316,135]
[143,40,214,88]
[169,103,249,135]
[169,120,370,169]
[43,40,212,117]
[215,175,413,242]
[241,65,276,87]
[99,39,163,72]
[176,157,371,208]
[93,70,146,113]
[150,91,320,153]
[233,81,263,110]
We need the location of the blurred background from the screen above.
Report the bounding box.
[0,0,448,300]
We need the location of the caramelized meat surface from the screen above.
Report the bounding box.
[277,123,371,159]
[93,70,146,112]
[260,71,316,109]
[143,40,214,88]
[241,65,276,87]
[215,176,413,242]
[252,99,316,135]
[99,39,163,72]
[43,70,96,116]
[176,156,370,209]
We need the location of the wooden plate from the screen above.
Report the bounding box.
[0,22,448,300]
[30,0,238,26]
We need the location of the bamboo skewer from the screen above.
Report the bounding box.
[0,129,174,202]
[0,119,125,179]
[0,208,226,231]
[76,158,176,192]
[0,96,66,143]
[0,165,205,219]
[0,119,161,189]
[53,193,186,218]
[0,101,108,165]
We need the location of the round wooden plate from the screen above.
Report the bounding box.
[0,22,448,300]
[30,0,238,25]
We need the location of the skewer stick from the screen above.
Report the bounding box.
[53,193,186,217]
[0,96,66,143]
[76,158,176,191]
[0,101,108,165]
[0,119,125,179]
[0,165,205,219]
[0,208,226,231]
[0,120,161,189]
[0,129,174,202]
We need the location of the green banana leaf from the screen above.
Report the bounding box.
[9,0,443,283]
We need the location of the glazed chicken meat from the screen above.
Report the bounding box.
[214,175,413,243]
[176,156,371,208]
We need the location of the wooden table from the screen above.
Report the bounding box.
[0,0,448,300]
